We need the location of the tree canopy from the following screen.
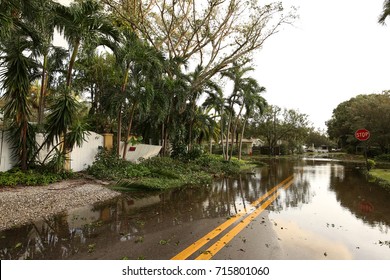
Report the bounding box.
[0,0,298,171]
[326,92,390,154]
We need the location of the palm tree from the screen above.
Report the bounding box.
[33,0,59,125]
[0,0,43,170]
[237,82,267,160]
[53,0,118,88]
[186,65,223,150]
[44,87,84,158]
[0,34,38,170]
[220,61,256,160]
[158,57,189,156]
[111,29,137,155]
[37,46,68,123]
[191,106,220,152]
[202,86,228,156]
[121,35,165,159]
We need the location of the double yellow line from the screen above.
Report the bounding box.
[171,175,295,260]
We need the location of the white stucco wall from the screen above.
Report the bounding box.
[0,130,160,172]
[70,132,104,172]
[0,131,16,172]
[120,143,162,163]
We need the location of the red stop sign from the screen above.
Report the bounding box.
[355,129,370,141]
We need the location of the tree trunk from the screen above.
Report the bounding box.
[164,124,169,156]
[220,105,226,159]
[117,108,122,155]
[116,67,130,156]
[21,120,28,171]
[122,102,137,159]
[229,103,244,160]
[225,108,234,160]
[238,117,248,160]
[38,54,48,125]
[66,40,80,88]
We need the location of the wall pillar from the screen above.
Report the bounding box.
[64,150,71,171]
[103,133,114,151]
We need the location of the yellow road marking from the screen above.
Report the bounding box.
[171,175,294,260]
[195,179,295,260]
[250,175,294,207]
[170,212,245,260]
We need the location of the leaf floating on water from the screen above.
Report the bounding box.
[159,239,170,245]
[88,243,96,253]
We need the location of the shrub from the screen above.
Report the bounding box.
[367,159,376,171]
[0,168,65,187]
[375,154,390,162]
[88,152,245,191]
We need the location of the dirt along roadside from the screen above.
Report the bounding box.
[0,178,121,231]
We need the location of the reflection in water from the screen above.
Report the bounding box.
[1,159,389,259]
[330,166,390,233]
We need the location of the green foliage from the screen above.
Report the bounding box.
[0,168,68,187]
[88,151,244,191]
[249,105,309,156]
[171,142,204,162]
[170,140,188,161]
[367,159,376,171]
[375,154,390,162]
[87,148,151,181]
[368,169,390,191]
[193,155,240,174]
[327,93,390,154]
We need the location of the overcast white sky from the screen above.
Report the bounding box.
[57,0,390,131]
[254,0,390,130]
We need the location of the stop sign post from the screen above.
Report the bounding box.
[355,128,370,171]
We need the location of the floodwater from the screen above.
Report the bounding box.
[0,158,389,260]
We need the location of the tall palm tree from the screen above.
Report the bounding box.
[111,29,138,155]
[121,35,165,159]
[0,0,43,170]
[0,35,39,170]
[158,57,189,156]
[237,82,267,159]
[220,61,255,160]
[202,85,228,156]
[33,0,59,124]
[192,106,220,150]
[186,65,223,150]
[37,46,68,123]
[53,0,118,88]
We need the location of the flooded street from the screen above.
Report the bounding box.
[1,159,389,260]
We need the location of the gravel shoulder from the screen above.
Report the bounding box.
[0,178,121,231]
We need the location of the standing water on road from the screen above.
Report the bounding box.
[0,158,389,259]
[268,159,390,259]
